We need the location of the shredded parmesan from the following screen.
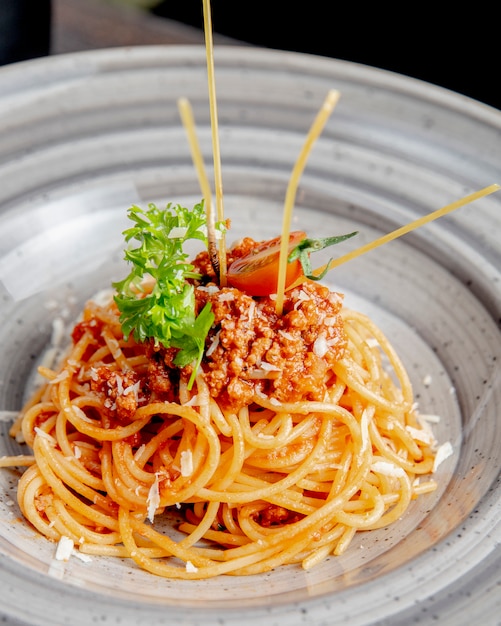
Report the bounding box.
[313,334,329,358]
[48,370,70,385]
[72,550,93,563]
[218,291,235,302]
[184,394,200,406]
[180,450,194,477]
[106,336,122,361]
[146,473,161,523]
[123,381,140,401]
[71,405,96,424]
[371,460,406,478]
[433,441,453,472]
[418,413,441,424]
[34,427,56,445]
[246,300,256,324]
[197,285,219,295]
[185,560,198,573]
[206,330,221,357]
[260,361,281,372]
[0,410,19,423]
[55,536,74,561]
[406,425,434,445]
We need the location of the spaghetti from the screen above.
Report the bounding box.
[2,238,441,579]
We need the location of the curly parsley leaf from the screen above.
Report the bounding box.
[113,201,215,388]
[288,232,358,280]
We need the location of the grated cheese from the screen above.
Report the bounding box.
[371,460,406,478]
[115,375,124,395]
[406,425,434,445]
[417,413,441,424]
[72,550,93,563]
[218,291,234,302]
[313,334,329,358]
[246,300,256,324]
[71,405,96,423]
[55,536,74,561]
[48,370,70,385]
[184,395,200,406]
[180,450,194,477]
[0,410,19,423]
[205,330,220,357]
[146,473,161,523]
[123,381,141,402]
[106,336,122,361]
[185,560,198,573]
[323,316,338,327]
[260,361,281,372]
[197,285,219,295]
[433,441,453,472]
[34,427,56,445]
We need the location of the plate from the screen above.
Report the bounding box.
[0,45,499,625]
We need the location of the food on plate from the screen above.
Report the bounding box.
[1,201,448,579]
[1,0,497,581]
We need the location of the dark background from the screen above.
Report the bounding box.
[0,0,51,65]
[153,0,500,111]
[0,0,498,111]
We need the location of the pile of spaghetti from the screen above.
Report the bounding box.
[2,223,441,579]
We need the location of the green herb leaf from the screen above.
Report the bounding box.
[113,201,215,388]
[288,232,358,280]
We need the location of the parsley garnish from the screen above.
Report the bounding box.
[113,201,216,388]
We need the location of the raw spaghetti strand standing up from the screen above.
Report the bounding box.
[275,89,340,315]
[177,96,220,272]
[299,183,501,283]
[202,0,227,285]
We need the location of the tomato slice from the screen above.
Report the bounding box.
[227,231,307,296]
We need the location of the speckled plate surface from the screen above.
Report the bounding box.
[0,46,499,626]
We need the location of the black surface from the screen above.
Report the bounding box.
[153,0,500,111]
[0,0,51,65]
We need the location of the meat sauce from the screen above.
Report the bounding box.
[78,238,347,417]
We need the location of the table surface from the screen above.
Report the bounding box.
[50,0,499,111]
[52,0,241,54]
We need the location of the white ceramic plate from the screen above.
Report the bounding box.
[0,46,499,626]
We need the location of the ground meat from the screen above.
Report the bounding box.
[97,238,347,415]
[90,366,144,422]
[191,237,260,281]
[188,239,347,412]
[256,504,304,527]
[144,342,181,400]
